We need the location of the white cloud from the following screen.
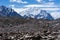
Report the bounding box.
[10,0,16,2]
[12,6,60,14]
[36,0,55,5]
[35,0,55,9]
[10,0,28,4]
[50,12,60,19]
[49,0,54,1]
[10,4,60,12]
[45,1,55,5]
[9,5,15,8]
[24,4,57,7]
[36,0,42,3]
[23,4,60,12]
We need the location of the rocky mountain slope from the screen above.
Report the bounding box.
[0,6,22,17]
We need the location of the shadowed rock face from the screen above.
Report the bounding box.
[0,6,22,17]
[35,10,54,20]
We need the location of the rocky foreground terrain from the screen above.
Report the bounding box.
[0,17,60,40]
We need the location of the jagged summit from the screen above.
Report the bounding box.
[35,10,53,20]
[0,6,22,17]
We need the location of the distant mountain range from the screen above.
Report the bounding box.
[0,6,59,20]
[13,7,54,20]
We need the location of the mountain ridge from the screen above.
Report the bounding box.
[14,7,54,20]
[0,6,57,20]
[0,6,22,18]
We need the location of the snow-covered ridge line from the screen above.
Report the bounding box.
[12,7,54,20]
[12,7,60,20]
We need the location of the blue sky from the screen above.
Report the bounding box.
[0,0,60,8]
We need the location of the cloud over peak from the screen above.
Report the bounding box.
[10,0,28,4]
[24,4,56,8]
[36,0,42,3]
[36,0,55,4]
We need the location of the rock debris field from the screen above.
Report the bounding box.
[0,18,60,40]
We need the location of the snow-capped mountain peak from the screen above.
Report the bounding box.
[13,7,54,20]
